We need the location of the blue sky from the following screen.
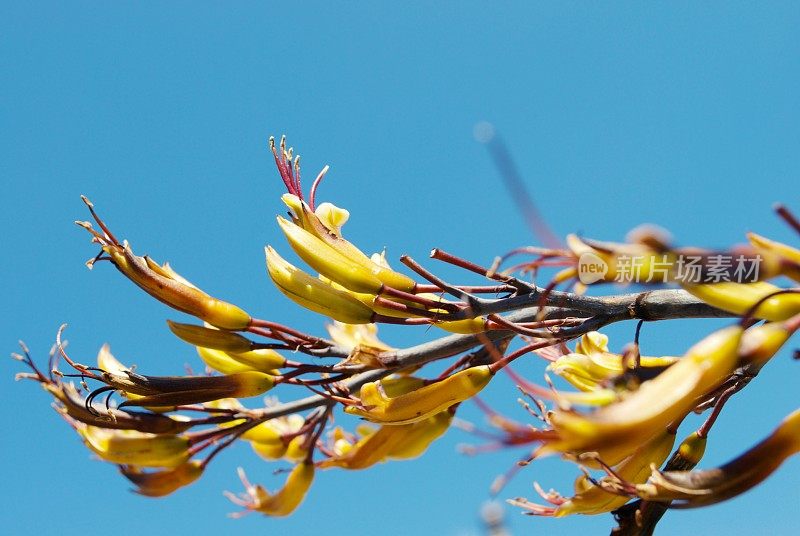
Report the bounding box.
[2,2,799,535]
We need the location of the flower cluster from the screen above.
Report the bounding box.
[14,136,800,532]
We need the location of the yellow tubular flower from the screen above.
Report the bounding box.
[321,410,452,469]
[102,370,275,408]
[77,424,190,468]
[637,408,800,508]
[195,347,257,375]
[195,346,284,375]
[680,281,800,321]
[251,440,288,461]
[547,332,677,392]
[326,321,393,352]
[319,425,407,470]
[277,216,384,293]
[245,414,304,444]
[386,410,453,460]
[738,314,800,368]
[247,414,306,461]
[345,366,493,425]
[78,206,251,329]
[46,381,191,434]
[281,195,417,292]
[282,194,372,265]
[432,318,489,334]
[547,325,743,455]
[566,234,667,284]
[747,232,800,282]
[510,429,675,517]
[228,463,315,517]
[167,321,255,353]
[120,460,204,497]
[223,349,285,372]
[560,430,675,516]
[266,246,375,324]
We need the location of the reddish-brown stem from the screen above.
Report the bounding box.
[372,296,456,320]
[304,405,333,463]
[436,354,472,379]
[774,203,800,235]
[401,254,480,303]
[486,314,562,337]
[414,284,516,294]
[248,319,327,345]
[371,313,435,325]
[287,374,351,386]
[380,285,461,313]
[696,384,739,438]
[488,338,565,373]
[430,248,516,284]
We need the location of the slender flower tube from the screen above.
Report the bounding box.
[46,381,192,434]
[637,408,800,507]
[747,232,800,282]
[281,194,417,292]
[547,332,677,392]
[97,369,276,408]
[509,429,675,517]
[681,281,800,321]
[77,199,251,330]
[265,246,375,324]
[227,463,316,517]
[547,325,743,455]
[120,460,204,497]
[277,215,384,293]
[167,321,256,353]
[345,365,493,425]
[76,422,190,468]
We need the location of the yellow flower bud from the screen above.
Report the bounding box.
[77,424,190,468]
[345,366,493,425]
[167,321,254,353]
[281,196,416,292]
[548,332,677,392]
[277,216,384,293]
[228,463,315,517]
[747,232,800,282]
[106,370,276,408]
[195,347,257,375]
[548,325,743,455]
[266,246,375,324]
[105,242,250,329]
[386,410,453,460]
[681,281,800,321]
[120,460,204,497]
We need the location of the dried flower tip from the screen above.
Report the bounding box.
[77,199,251,329]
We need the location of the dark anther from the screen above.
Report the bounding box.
[85,386,117,416]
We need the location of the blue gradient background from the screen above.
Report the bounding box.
[2,3,798,535]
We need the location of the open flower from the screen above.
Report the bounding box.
[226,463,315,517]
[120,460,204,497]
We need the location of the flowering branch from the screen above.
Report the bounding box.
[14,136,800,530]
